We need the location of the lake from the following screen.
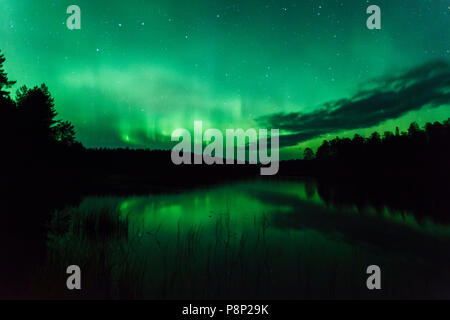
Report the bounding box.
[44,178,450,299]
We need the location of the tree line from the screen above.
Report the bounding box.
[303,119,450,173]
[1,48,449,184]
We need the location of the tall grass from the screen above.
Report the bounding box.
[39,205,450,299]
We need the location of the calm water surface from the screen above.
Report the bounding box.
[46,179,450,299]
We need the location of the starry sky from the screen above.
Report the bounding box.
[1,0,449,158]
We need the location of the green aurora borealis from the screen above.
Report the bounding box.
[1,0,449,158]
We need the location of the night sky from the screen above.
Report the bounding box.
[1,0,449,158]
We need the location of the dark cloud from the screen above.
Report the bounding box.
[256,60,450,147]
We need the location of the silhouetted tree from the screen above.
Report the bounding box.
[16,84,59,144]
[303,147,314,160]
[0,50,17,151]
[408,122,420,136]
[383,131,394,141]
[0,50,16,98]
[369,131,381,144]
[316,140,331,160]
[53,120,76,146]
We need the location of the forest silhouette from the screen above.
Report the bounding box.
[1,49,450,192]
[1,49,449,186]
